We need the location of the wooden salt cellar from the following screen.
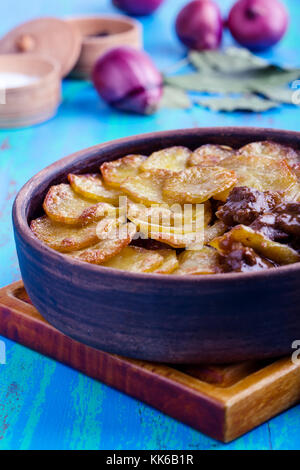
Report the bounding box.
[0,17,82,128]
[66,15,142,79]
[0,54,61,128]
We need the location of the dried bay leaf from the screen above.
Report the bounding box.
[247,67,300,88]
[164,48,300,111]
[188,51,215,72]
[196,95,279,112]
[189,48,267,73]
[160,85,191,109]
[254,84,295,104]
[165,73,249,94]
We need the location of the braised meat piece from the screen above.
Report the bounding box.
[216,186,281,227]
[273,203,300,237]
[218,241,274,273]
[131,237,172,251]
[250,202,300,244]
[250,213,290,242]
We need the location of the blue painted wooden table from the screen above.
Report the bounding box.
[0,0,299,450]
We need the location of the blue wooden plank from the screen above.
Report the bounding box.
[0,0,299,450]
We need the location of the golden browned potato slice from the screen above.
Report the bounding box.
[220,154,297,196]
[102,246,164,273]
[68,173,121,204]
[43,184,117,225]
[213,187,235,202]
[30,216,99,253]
[173,247,220,275]
[203,200,213,226]
[285,183,300,202]
[153,249,179,274]
[292,163,300,180]
[211,224,300,265]
[100,154,147,188]
[204,220,227,244]
[162,166,237,204]
[71,221,136,265]
[127,201,206,235]
[188,145,235,167]
[238,141,300,167]
[285,164,300,202]
[128,201,205,250]
[121,170,168,206]
[140,146,191,175]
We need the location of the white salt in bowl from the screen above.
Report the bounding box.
[0,54,61,128]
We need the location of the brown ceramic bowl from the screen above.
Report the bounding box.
[13,127,300,364]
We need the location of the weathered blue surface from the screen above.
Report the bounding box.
[0,0,299,450]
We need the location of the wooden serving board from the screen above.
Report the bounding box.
[1,281,300,443]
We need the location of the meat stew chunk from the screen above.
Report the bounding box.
[216,186,281,227]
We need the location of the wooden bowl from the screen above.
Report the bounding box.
[66,15,142,79]
[12,127,300,364]
[0,17,82,78]
[0,54,61,128]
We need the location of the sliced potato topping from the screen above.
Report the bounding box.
[238,141,300,167]
[292,163,300,181]
[43,183,117,225]
[102,246,164,273]
[140,146,191,174]
[211,224,300,265]
[203,200,213,226]
[127,200,205,248]
[286,184,300,202]
[71,221,136,265]
[120,170,168,206]
[220,154,297,196]
[213,186,235,202]
[204,220,227,244]
[32,139,300,276]
[127,201,206,234]
[189,145,235,167]
[153,249,179,274]
[30,216,99,253]
[174,247,220,275]
[101,154,147,188]
[162,166,237,204]
[286,164,300,202]
[68,173,121,204]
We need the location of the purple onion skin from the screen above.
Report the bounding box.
[228,0,289,51]
[175,0,223,51]
[92,46,163,115]
[112,0,164,16]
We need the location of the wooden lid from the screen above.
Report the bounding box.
[0,17,82,78]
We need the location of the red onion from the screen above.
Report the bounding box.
[92,46,163,115]
[228,0,289,51]
[175,0,223,51]
[112,0,164,16]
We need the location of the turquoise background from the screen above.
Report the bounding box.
[0,0,299,450]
